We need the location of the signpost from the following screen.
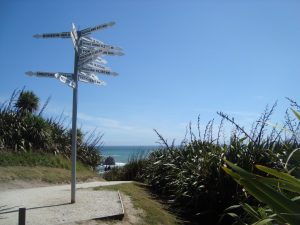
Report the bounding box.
[26,22,123,203]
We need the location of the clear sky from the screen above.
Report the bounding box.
[0,0,299,145]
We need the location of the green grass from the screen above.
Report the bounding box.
[0,166,102,183]
[0,151,87,171]
[0,151,103,183]
[94,182,181,225]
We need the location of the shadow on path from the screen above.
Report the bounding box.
[0,202,70,215]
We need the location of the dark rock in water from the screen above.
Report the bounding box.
[104,156,115,166]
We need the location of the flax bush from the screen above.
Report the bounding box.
[222,106,300,225]
[0,89,103,170]
[143,104,299,224]
[103,102,299,225]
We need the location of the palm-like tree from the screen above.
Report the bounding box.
[15,91,39,114]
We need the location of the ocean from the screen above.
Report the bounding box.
[99,145,159,166]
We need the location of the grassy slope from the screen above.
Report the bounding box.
[95,182,181,225]
[0,166,101,183]
[0,151,103,183]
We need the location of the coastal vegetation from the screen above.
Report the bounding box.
[2,88,299,224]
[222,108,300,225]
[103,151,147,181]
[104,101,300,225]
[0,89,103,170]
[222,159,300,225]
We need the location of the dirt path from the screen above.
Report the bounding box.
[73,194,144,225]
[0,181,135,225]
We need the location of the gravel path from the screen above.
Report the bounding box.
[0,181,131,225]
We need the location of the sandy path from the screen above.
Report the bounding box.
[0,181,131,225]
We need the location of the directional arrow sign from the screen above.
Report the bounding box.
[78,54,103,67]
[26,71,56,78]
[56,72,74,78]
[81,49,97,54]
[26,71,73,78]
[80,44,123,54]
[55,73,76,88]
[85,62,108,70]
[80,67,118,76]
[79,71,100,80]
[78,74,106,85]
[71,23,78,52]
[80,48,123,57]
[26,71,106,87]
[79,71,100,81]
[71,32,78,52]
[79,49,104,60]
[88,73,100,81]
[82,37,123,51]
[72,23,78,40]
[79,48,123,60]
[81,38,122,51]
[33,32,71,39]
[95,58,107,64]
[80,21,115,36]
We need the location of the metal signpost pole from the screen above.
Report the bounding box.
[71,37,79,203]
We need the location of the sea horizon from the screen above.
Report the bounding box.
[99,145,160,165]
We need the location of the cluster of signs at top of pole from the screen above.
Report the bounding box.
[27,22,123,88]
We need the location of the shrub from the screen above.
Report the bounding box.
[103,167,125,181]
[103,150,149,181]
[143,104,299,224]
[222,107,300,225]
[102,102,300,225]
[0,89,103,170]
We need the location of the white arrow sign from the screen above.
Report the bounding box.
[79,48,123,60]
[79,49,104,60]
[79,71,101,81]
[80,21,115,36]
[33,32,71,39]
[78,74,106,85]
[78,54,103,67]
[80,48,122,60]
[26,71,55,78]
[80,67,118,76]
[80,45,123,54]
[55,73,76,88]
[95,58,107,64]
[71,32,78,52]
[25,71,74,78]
[72,23,78,40]
[81,38,122,51]
[81,48,98,54]
[32,21,118,40]
[71,23,78,52]
[85,62,108,70]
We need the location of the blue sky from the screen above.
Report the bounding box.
[0,0,299,145]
